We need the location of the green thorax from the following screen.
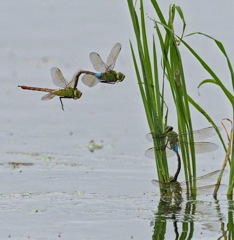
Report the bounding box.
[167,130,179,149]
[100,70,125,82]
[161,180,183,202]
[169,181,182,192]
[170,181,183,202]
[55,88,82,99]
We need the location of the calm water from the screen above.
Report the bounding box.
[1,1,233,239]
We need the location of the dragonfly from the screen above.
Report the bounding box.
[82,43,125,87]
[145,126,220,159]
[18,67,82,111]
[152,170,228,203]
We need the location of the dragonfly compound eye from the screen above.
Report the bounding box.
[74,90,82,99]
[165,125,173,132]
[117,72,125,82]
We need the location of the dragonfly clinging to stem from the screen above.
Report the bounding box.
[152,169,228,203]
[18,67,82,111]
[145,126,220,159]
[81,43,125,87]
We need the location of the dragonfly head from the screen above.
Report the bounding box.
[116,72,125,82]
[74,89,82,99]
[165,125,173,133]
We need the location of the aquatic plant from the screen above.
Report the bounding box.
[127,0,231,197]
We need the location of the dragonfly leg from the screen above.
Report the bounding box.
[99,80,115,84]
[59,96,77,111]
[59,97,65,111]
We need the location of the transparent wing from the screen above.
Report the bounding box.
[41,92,56,101]
[50,67,69,88]
[151,180,173,202]
[191,126,222,140]
[180,170,228,187]
[82,74,99,87]
[184,184,228,198]
[189,141,219,154]
[145,147,175,159]
[145,132,166,143]
[89,52,108,72]
[106,43,121,70]
[145,133,153,142]
[67,69,80,88]
[179,126,222,140]
[151,179,171,191]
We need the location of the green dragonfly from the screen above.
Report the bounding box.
[18,67,82,111]
[152,170,228,203]
[82,43,125,87]
[145,126,220,159]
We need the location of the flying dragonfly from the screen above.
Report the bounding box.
[18,67,82,111]
[82,43,125,87]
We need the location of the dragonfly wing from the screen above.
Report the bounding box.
[106,43,121,70]
[82,74,99,87]
[145,148,155,159]
[151,179,171,191]
[50,67,68,88]
[192,126,222,140]
[192,184,227,197]
[90,52,108,72]
[67,69,80,88]
[179,183,227,200]
[180,170,228,187]
[193,142,219,154]
[151,180,172,202]
[145,147,175,159]
[166,148,175,157]
[41,92,56,101]
[146,133,153,142]
[145,132,166,142]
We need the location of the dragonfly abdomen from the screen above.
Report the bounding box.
[95,73,102,78]
[18,85,55,92]
[172,146,179,152]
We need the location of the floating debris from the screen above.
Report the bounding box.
[8,162,34,166]
[87,140,104,153]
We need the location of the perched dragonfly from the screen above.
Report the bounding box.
[152,170,228,203]
[145,126,220,159]
[18,67,82,111]
[82,43,125,87]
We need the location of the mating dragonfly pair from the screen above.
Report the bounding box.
[146,126,225,201]
[18,43,125,110]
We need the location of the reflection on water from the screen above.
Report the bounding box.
[152,199,234,239]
